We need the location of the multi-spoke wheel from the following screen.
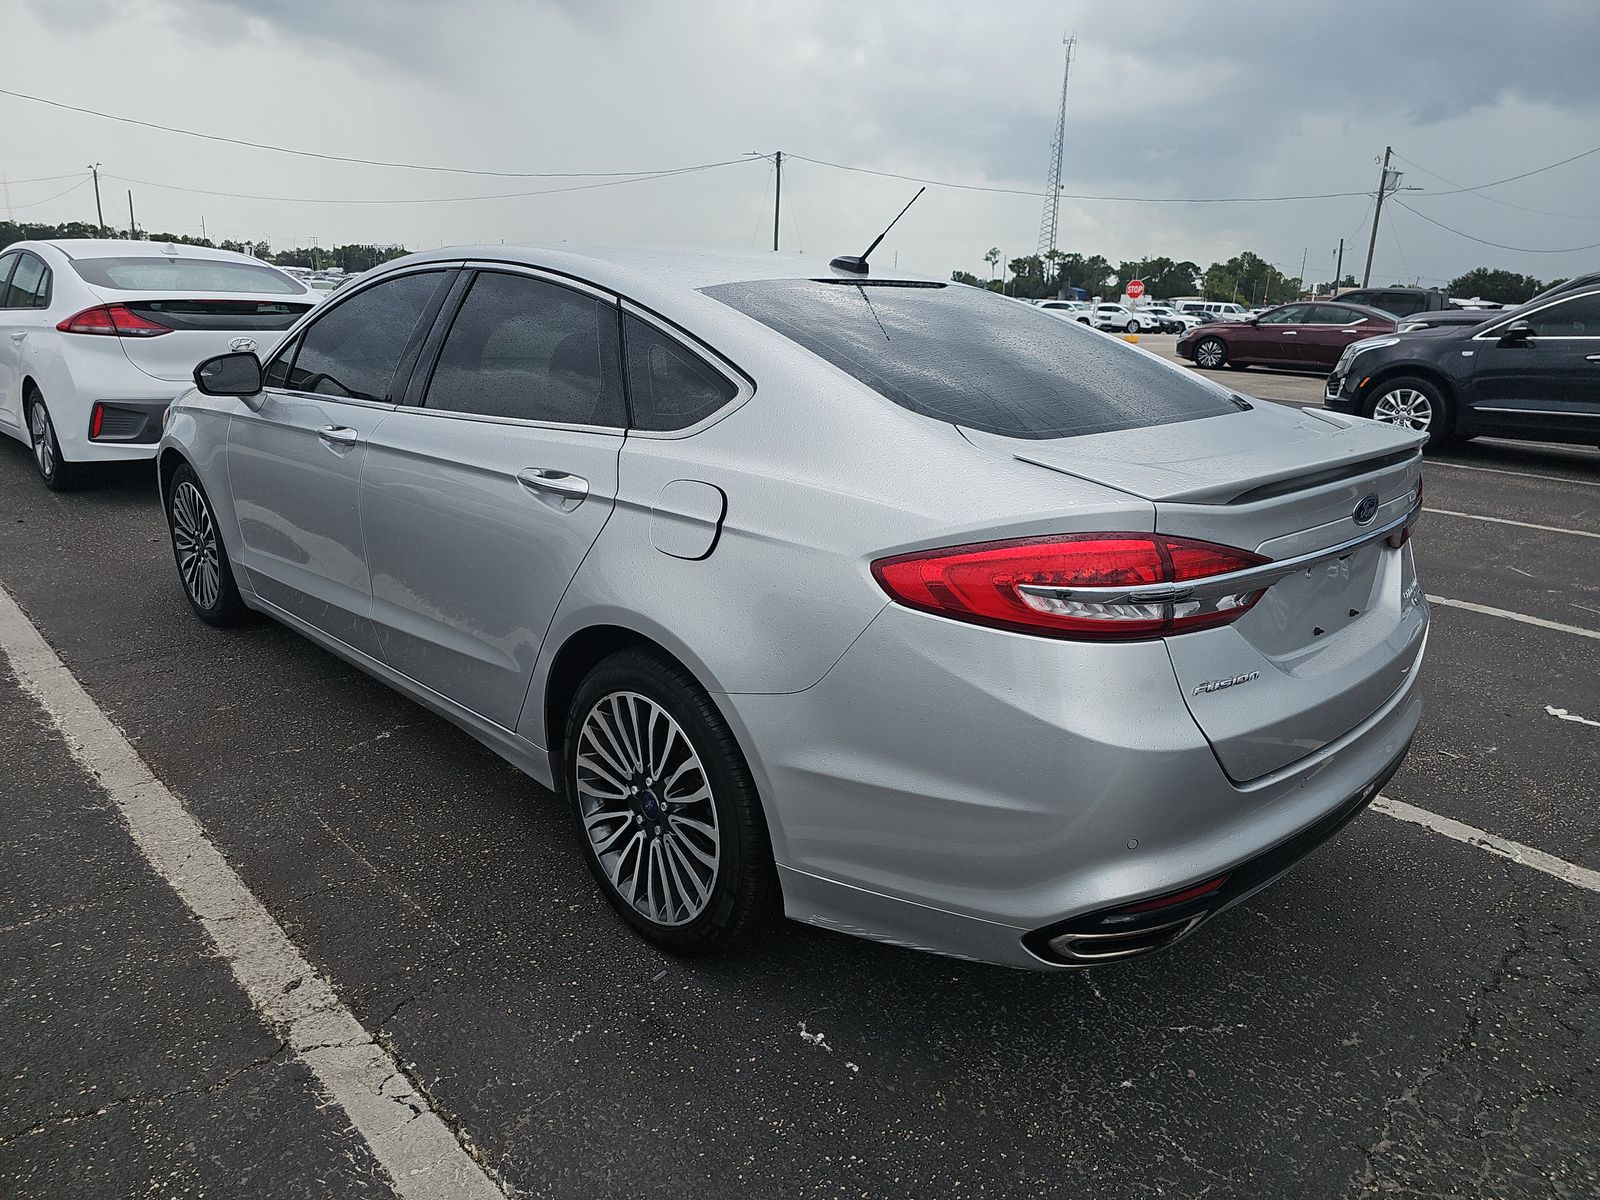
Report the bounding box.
[26,390,79,491]
[565,649,779,955]
[166,462,251,625]
[1194,337,1227,369]
[1366,375,1452,450]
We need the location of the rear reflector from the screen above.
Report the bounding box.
[89,403,104,439]
[872,533,1268,640]
[55,304,172,337]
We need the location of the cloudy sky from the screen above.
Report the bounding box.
[6,0,1599,288]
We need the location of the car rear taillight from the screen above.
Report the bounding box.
[90,403,104,439]
[871,533,1269,640]
[55,304,172,337]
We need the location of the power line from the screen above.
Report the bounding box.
[1391,151,1594,218]
[788,153,1375,203]
[98,159,753,206]
[1398,142,1600,198]
[1,171,87,186]
[0,86,743,180]
[7,177,89,211]
[1391,199,1600,254]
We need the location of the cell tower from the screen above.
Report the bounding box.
[1036,33,1075,262]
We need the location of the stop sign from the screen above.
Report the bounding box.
[1126,278,1146,300]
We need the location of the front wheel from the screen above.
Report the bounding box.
[1194,337,1227,369]
[1366,375,1453,449]
[1125,320,1140,334]
[166,463,252,625]
[565,648,779,956]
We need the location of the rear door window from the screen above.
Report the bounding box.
[705,279,1239,440]
[283,271,446,402]
[3,254,50,309]
[423,271,625,427]
[1310,305,1366,325]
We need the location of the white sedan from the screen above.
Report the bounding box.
[0,240,316,490]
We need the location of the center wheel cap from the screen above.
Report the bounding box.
[639,789,661,821]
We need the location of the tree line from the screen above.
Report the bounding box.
[953,250,1557,306]
[0,220,410,274]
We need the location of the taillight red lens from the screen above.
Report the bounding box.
[871,533,1268,641]
[55,304,171,337]
[89,403,104,439]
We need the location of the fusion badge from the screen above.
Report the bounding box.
[1193,671,1260,696]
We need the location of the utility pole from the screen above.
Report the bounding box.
[88,164,105,235]
[1299,247,1308,298]
[200,215,206,242]
[1362,145,1392,288]
[772,150,782,252]
[1334,238,1345,295]
[127,190,136,240]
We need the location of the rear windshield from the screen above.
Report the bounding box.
[69,256,306,295]
[703,279,1240,439]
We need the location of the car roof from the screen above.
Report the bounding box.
[383,243,940,301]
[32,239,276,264]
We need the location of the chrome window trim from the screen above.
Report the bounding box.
[257,390,398,414]
[618,298,755,440]
[1473,286,1600,341]
[1017,497,1423,606]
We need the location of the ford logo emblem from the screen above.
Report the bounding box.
[1352,492,1380,525]
[228,336,257,353]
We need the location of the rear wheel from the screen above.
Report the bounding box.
[26,389,80,492]
[1125,319,1140,333]
[1366,375,1454,449]
[166,463,251,625]
[565,648,779,957]
[1194,337,1227,369]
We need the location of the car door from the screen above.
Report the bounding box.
[1235,304,1309,364]
[359,266,626,728]
[1298,304,1379,370]
[1467,290,1600,438]
[0,252,51,438]
[227,268,454,656]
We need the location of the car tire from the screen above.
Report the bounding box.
[26,389,81,492]
[564,647,780,957]
[1125,320,1139,333]
[1364,375,1455,450]
[166,462,252,626]
[1077,317,1090,325]
[1194,337,1228,369]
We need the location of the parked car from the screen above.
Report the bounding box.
[1324,282,1600,449]
[1177,301,1396,372]
[0,240,316,490]
[1136,304,1193,333]
[1038,299,1092,324]
[1177,300,1251,320]
[160,246,1426,969]
[1091,302,1147,332]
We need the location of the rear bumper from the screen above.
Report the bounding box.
[724,603,1426,970]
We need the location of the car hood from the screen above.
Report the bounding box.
[960,401,1424,504]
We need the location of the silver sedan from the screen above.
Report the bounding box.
[159,246,1428,969]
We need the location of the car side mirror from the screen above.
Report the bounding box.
[194,351,263,397]
[1498,320,1533,345]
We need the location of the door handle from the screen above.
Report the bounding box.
[1281,330,1298,335]
[517,468,589,503]
[9,332,25,341]
[317,425,359,448]
[1587,354,1600,363]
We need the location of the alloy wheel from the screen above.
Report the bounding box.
[574,691,721,927]
[1196,339,1225,368]
[171,481,222,610]
[1372,387,1433,431]
[30,403,54,479]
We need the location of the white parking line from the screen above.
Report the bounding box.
[1426,595,1600,641]
[1372,796,1600,894]
[1427,508,1600,539]
[1426,460,1600,489]
[0,584,505,1200]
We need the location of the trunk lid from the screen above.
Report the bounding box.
[962,405,1428,781]
[88,288,311,382]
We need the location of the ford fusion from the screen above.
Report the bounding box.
[158,247,1427,969]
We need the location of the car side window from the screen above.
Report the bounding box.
[1258,305,1308,325]
[423,271,624,427]
[3,253,50,309]
[0,253,18,305]
[624,314,738,432]
[285,271,444,402]
[1381,293,1427,317]
[1523,293,1600,338]
[1310,305,1364,325]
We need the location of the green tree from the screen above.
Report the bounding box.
[1446,268,1544,305]
[1119,257,1199,300]
[1203,251,1300,305]
[983,246,1001,285]
[951,269,983,287]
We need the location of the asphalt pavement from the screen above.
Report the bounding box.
[0,365,1596,1199]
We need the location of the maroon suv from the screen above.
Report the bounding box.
[1177,301,1396,372]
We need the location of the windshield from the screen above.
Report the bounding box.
[70,256,306,295]
[704,278,1240,440]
